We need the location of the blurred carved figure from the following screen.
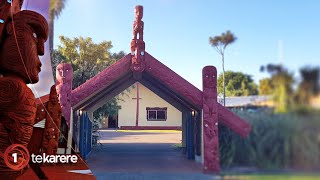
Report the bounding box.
[41,85,62,155]
[56,63,73,126]
[0,10,48,177]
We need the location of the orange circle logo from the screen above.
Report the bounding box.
[3,144,30,170]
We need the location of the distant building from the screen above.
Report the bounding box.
[218,95,272,108]
[310,95,320,109]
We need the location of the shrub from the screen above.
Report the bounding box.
[219,109,320,170]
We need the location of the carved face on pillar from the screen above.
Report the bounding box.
[135,6,143,20]
[56,63,73,84]
[203,66,217,89]
[0,10,48,84]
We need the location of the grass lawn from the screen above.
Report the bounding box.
[222,174,320,180]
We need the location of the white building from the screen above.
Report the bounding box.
[117,82,182,130]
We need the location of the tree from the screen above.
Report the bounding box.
[49,0,67,55]
[295,66,320,105]
[209,30,237,106]
[259,78,273,95]
[52,36,126,124]
[56,36,114,88]
[217,71,258,97]
[260,64,294,113]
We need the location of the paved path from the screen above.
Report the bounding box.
[86,130,219,180]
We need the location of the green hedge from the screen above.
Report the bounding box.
[218,109,320,170]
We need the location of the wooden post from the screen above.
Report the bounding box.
[202,66,220,173]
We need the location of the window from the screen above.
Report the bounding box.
[146,107,167,121]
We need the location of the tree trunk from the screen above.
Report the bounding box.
[49,12,54,61]
[222,54,226,106]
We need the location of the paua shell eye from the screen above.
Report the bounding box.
[33,33,37,38]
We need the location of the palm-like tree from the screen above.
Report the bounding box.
[49,0,66,55]
[209,30,237,106]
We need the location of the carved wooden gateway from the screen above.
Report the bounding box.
[70,5,252,174]
[0,1,251,178]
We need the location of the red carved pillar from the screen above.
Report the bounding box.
[56,63,73,127]
[41,85,62,155]
[130,5,146,73]
[202,66,220,173]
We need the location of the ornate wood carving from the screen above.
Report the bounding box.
[145,52,203,108]
[41,85,62,155]
[0,9,48,177]
[0,0,23,44]
[56,63,73,126]
[71,54,131,107]
[202,66,220,173]
[130,5,145,72]
[217,103,251,137]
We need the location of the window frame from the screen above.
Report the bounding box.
[146,107,167,121]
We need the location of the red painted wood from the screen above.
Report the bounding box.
[71,54,131,107]
[218,103,251,137]
[56,63,73,126]
[135,82,140,126]
[41,85,62,155]
[40,161,95,180]
[0,0,22,44]
[0,10,49,177]
[16,168,39,180]
[131,6,145,72]
[145,52,203,108]
[120,126,181,130]
[202,66,220,173]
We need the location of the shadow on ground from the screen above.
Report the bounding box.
[86,130,219,180]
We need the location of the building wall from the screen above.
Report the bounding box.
[310,95,320,109]
[117,82,182,128]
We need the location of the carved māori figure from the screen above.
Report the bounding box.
[0,10,48,176]
[56,63,73,126]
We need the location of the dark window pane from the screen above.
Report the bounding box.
[157,110,166,119]
[148,110,157,120]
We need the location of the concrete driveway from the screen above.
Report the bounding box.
[86,130,218,180]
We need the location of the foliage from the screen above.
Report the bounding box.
[217,71,258,96]
[259,78,273,95]
[56,36,115,88]
[260,64,294,113]
[52,36,127,123]
[209,30,237,105]
[93,98,119,120]
[219,110,320,170]
[295,66,320,105]
[49,0,67,54]
[50,0,66,19]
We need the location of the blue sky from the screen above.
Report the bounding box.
[55,0,320,89]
